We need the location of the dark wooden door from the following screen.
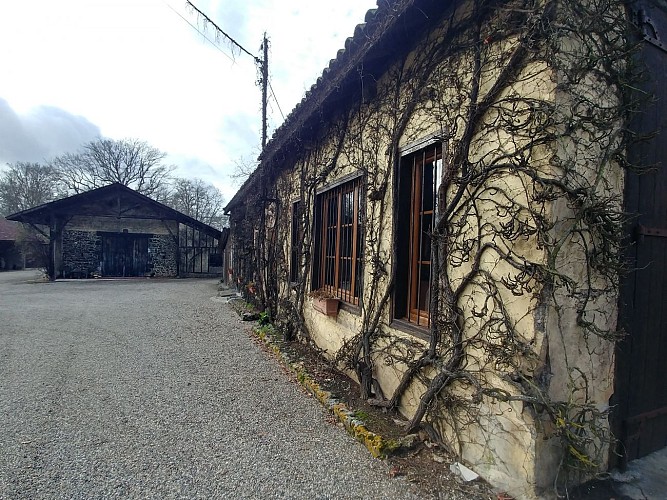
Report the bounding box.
[615,1,667,464]
[102,234,149,277]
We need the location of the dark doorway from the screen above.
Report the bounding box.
[614,1,667,465]
[101,233,149,277]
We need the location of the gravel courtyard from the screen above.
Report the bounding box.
[0,272,419,499]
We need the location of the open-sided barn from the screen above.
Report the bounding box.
[8,183,227,280]
[224,0,667,497]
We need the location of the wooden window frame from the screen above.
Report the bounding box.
[314,177,363,304]
[396,143,442,329]
[178,225,220,274]
[290,201,303,283]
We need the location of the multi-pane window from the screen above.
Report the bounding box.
[395,144,442,328]
[290,201,303,283]
[315,178,363,304]
[179,226,220,274]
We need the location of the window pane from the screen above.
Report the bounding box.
[315,178,363,303]
[355,257,362,298]
[341,227,353,257]
[397,144,442,327]
[291,202,301,282]
[343,191,354,224]
[421,214,432,259]
[339,258,351,291]
[328,197,338,226]
[422,162,435,212]
[325,253,335,286]
[418,263,431,312]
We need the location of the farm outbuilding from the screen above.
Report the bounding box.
[224,0,667,497]
[7,183,227,280]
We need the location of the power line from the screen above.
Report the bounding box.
[163,1,236,64]
[186,1,261,65]
[186,1,269,148]
[268,80,286,121]
[171,2,286,145]
[265,44,285,122]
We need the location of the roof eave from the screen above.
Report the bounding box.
[7,183,222,239]
[225,0,419,212]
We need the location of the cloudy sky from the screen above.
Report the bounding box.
[0,0,378,201]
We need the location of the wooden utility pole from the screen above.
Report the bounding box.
[185,2,269,152]
[261,33,269,150]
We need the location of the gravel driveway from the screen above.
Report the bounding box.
[0,272,419,499]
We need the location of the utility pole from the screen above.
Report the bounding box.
[185,2,269,151]
[261,33,269,150]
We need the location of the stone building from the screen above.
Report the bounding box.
[8,183,226,280]
[224,0,667,498]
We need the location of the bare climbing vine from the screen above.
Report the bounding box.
[231,0,647,491]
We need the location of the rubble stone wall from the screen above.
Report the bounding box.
[62,230,102,277]
[149,235,177,277]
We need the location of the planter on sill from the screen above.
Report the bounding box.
[312,297,340,317]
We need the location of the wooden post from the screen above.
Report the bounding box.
[261,33,269,150]
[48,213,64,281]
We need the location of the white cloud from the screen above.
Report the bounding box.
[0,99,101,164]
[0,0,378,201]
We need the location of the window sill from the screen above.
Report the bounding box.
[339,301,361,316]
[389,318,430,341]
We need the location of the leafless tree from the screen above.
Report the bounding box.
[0,162,62,215]
[14,224,48,269]
[51,138,173,197]
[229,154,259,186]
[166,178,227,229]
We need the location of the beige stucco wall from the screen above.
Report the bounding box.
[264,2,625,498]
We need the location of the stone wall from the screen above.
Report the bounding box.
[61,230,178,278]
[62,230,101,278]
[149,235,177,277]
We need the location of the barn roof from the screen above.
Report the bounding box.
[7,183,223,239]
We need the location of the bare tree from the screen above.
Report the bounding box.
[0,162,62,215]
[51,138,173,196]
[229,153,260,186]
[167,178,227,228]
[14,224,48,269]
